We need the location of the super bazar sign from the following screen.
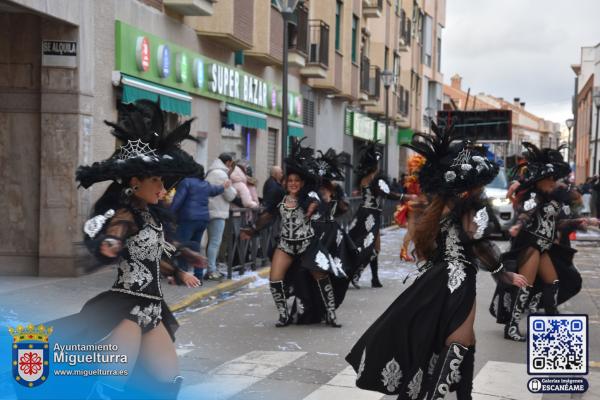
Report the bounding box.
[115,20,301,120]
[209,64,268,108]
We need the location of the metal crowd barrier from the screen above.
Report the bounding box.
[221,198,400,279]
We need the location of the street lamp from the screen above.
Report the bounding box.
[593,88,600,175]
[424,106,434,133]
[274,0,300,165]
[565,118,574,164]
[381,69,395,175]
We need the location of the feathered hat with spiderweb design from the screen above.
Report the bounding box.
[284,137,319,185]
[314,148,351,182]
[512,142,571,190]
[401,122,499,196]
[76,100,201,190]
[355,140,382,179]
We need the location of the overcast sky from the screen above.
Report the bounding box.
[442,0,600,126]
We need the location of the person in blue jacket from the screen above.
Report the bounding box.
[170,166,231,279]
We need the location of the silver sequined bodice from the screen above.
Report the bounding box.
[278,199,314,241]
[361,186,381,209]
[111,210,165,300]
[525,200,560,245]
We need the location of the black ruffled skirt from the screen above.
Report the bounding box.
[284,221,358,324]
[489,240,581,323]
[314,220,360,278]
[348,207,381,270]
[47,291,179,343]
[345,261,476,397]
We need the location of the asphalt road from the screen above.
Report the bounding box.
[172,228,600,400]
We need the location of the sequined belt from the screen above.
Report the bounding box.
[109,287,163,301]
[280,233,314,242]
[361,205,382,211]
[523,229,554,244]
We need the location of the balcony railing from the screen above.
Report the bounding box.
[360,55,370,94]
[363,0,383,18]
[307,19,329,68]
[288,2,309,56]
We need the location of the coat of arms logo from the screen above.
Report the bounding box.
[9,324,52,388]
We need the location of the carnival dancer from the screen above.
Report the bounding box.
[489,144,598,341]
[396,154,428,261]
[284,148,359,324]
[346,124,529,400]
[47,100,201,399]
[241,139,345,327]
[349,141,411,288]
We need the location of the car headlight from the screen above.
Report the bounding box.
[491,197,511,207]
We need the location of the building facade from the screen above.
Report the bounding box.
[571,43,600,183]
[443,74,561,167]
[0,0,446,276]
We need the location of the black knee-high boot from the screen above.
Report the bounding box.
[269,280,290,327]
[504,286,530,342]
[351,264,366,289]
[423,343,469,400]
[542,280,560,315]
[317,276,342,327]
[370,253,382,288]
[456,345,475,400]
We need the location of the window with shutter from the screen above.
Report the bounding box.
[302,98,315,127]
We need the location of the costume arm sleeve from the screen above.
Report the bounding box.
[253,209,276,232]
[386,192,404,201]
[514,195,540,228]
[374,178,404,201]
[85,209,137,264]
[461,210,504,275]
[556,217,586,230]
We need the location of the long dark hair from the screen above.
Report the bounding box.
[412,195,446,260]
[89,179,174,232]
[92,181,128,217]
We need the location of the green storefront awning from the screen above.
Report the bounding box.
[121,74,192,115]
[226,104,267,130]
[398,128,414,145]
[288,121,304,137]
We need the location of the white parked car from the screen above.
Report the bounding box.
[484,167,514,238]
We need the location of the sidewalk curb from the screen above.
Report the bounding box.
[169,267,270,312]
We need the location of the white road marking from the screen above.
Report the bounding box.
[472,361,542,400]
[176,348,194,357]
[302,366,384,400]
[180,350,306,400]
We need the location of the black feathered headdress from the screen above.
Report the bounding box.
[284,137,319,184]
[355,140,382,178]
[76,100,201,190]
[314,148,350,182]
[401,122,499,196]
[512,142,571,190]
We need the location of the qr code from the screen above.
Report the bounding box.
[528,315,587,375]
